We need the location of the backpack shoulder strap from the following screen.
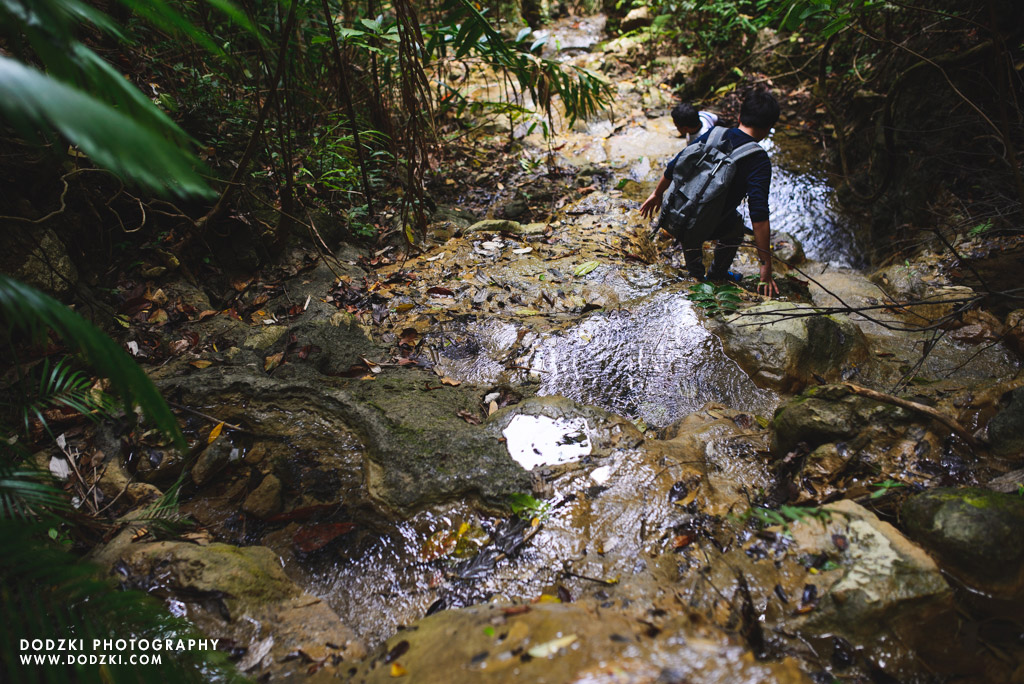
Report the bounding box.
[727,141,765,162]
[706,126,728,149]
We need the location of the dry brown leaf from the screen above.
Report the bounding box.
[440,377,461,386]
[264,352,284,372]
[190,360,213,369]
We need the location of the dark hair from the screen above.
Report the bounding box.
[671,103,700,129]
[739,89,780,130]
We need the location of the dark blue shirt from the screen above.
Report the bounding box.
[664,127,772,223]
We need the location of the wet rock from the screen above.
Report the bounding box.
[243,474,283,519]
[1004,308,1024,357]
[243,324,287,351]
[160,369,532,517]
[489,395,645,459]
[902,487,1024,597]
[988,386,1024,456]
[772,384,914,454]
[712,302,869,392]
[191,434,234,486]
[771,231,806,266]
[870,262,925,301]
[135,447,185,485]
[349,602,812,684]
[10,227,78,297]
[680,499,955,680]
[104,540,363,680]
[466,219,525,235]
[619,6,652,31]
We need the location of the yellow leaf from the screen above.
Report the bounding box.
[441,377,462,386]
[390,662,408,677]
[458,521,470,537]
[207,422,224,444]
[537,594,561,603]
[527,634,577,658]
[190,360,213,369]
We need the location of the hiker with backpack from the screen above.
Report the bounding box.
[671,102,718,144]
[640,89,781,298]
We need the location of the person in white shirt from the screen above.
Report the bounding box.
[671,103,718,145]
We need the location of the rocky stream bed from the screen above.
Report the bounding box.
[41,14,1024,684]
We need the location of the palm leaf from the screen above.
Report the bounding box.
[0,56,214,200]
[0,520,241,683]
[15,356,116,438]
[0,274,186,452]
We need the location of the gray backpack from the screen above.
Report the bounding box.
[655,126,763,246]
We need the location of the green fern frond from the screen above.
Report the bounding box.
[0,520,241,683]
[14,357,116,438]
[0,275,186,452]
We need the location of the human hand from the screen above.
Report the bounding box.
[758,264,779,298]
[639,194,661,219]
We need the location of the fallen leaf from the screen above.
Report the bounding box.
[426,286,455,297]
[527,634,577,658]
[389,663,407,677]
[573,261,599,277]
[293,522,356,553]
[457,410,481,425]
[673,534,695,549]
[501,605,531,616]
[231,277,254,292]
[207,422,225,444]
[488,400,498,415]
[440,377,461,386]
[190,360,213,369]
[264,352,285,372]
[197,309,219,321]
[361,357,382,374]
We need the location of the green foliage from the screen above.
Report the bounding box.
[0,0,238,198]
[968,220,993,237]
[508,493,551,521]
[11,357,117,439]
[686,281,743,316]
[0,520,240,683]
[775,0,885,38]
[737,503,833,535]
[0,274,185,452]
[869,479,905,499]
[428,0,612,128]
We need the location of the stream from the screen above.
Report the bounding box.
[99,14,1024,684]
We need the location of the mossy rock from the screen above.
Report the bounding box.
[901,487,1024,596]
[772,384,912,454]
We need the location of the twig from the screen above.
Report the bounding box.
[840,382,980,448]
[166,401,247,433]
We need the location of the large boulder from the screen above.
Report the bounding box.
[158,369,532,517]
[96,538,363,680]
[902,487,1024,599]
[8,227,78,297]
[987,386,1024,456]
[678,500,957,680]
[349,602,811,684]
[772,384,915,454]
[712,302,869,392]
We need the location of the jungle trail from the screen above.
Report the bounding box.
[1,1,1023,683]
